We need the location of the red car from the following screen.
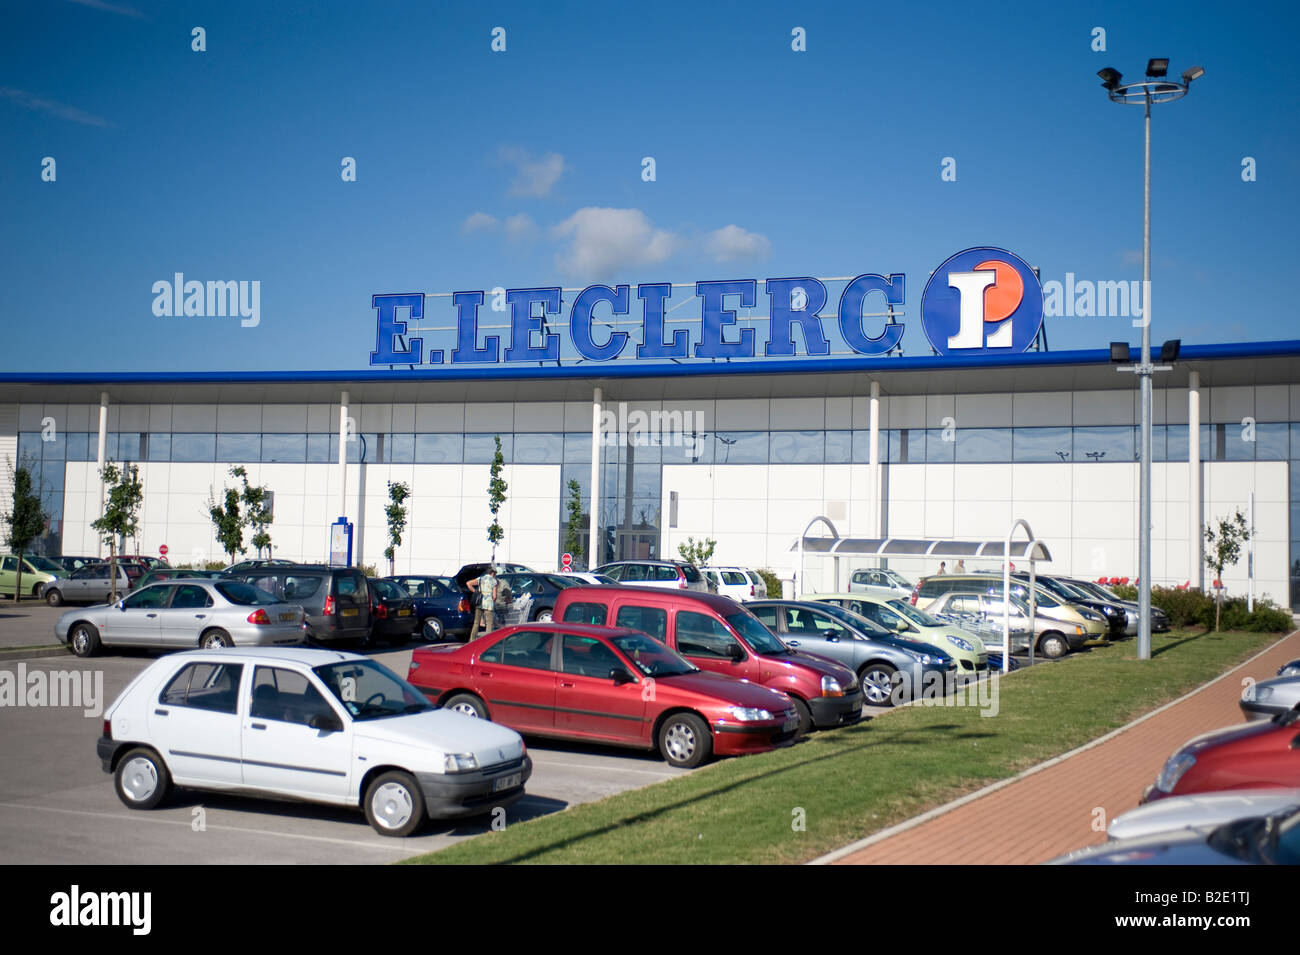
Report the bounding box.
[407,622,800,768]
[1142,707,1300,803]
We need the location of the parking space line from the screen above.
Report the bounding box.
[0,802,402,851]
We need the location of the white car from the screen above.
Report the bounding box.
[98,647,532,836]
[846,568,913,600]
[699,566,767,602]
[1106,788,1300,842]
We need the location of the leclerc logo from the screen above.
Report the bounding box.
[920,248,1043,356]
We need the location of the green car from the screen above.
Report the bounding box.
[807,592,990,675]
[0,554,67,599]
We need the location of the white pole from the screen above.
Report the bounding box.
[1248,491,1255,612]
[1188,370,1201,589]
[869,381,881,537]
[96,392,108,559]
[589,386,602,569]
[338,391,349,521]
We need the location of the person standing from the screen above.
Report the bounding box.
[955,559,966,573]
[470,565,499,636]
[937,561,947,575]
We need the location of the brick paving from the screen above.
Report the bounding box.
[830,630,1300,865]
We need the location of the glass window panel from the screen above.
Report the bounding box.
[41,430,67,462]
[1291,424,1300,460]
[216,433,260,462]
[385,433,414,464]
[1256,423,1289,461]
[66,431,90,462]
[925,429,955,462]
[563,432,591,463]
[1167,422,1189,461]
[560,464,591,501]
[662,431,710,465]
[37,462,64,491]
[172,433,216,462]
[261,433,307,463]
[825,430,852,464]
[18,432,42,463]
[465,433,511,463]
[955,427,1011,463]
[147,432,171,461]
[1224,421,1256,460]
[415,433,464,463]
[1074,426,1134,463]
[514,433,561,464]
[713,431,766,464]
[1013,426,1073,462]
[770,431,824,464]
[306,433,332,463]
[349,433,377,464]
[115,432,141,461]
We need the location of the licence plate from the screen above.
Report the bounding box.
[397,608,411,616]
[279,612,297,622]
[782,718,798,732]
[493,772,522,792]
[341,608,358,617]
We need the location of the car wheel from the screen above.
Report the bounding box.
[70,623,101,658]
[1038,632,1068,660]
[114,747,171,810]
[45,588,63,607]
[444,692,488,719]
[791,697,814,738]
[200,629,233,649]
[534,607,553,622]
[859,664,899,707]
[363,771,426,837]
[659,712,712,768]
[422,616,445,642]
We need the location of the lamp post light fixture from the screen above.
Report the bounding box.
[1099,60,1204,661]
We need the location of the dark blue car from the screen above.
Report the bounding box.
[385,575,473,641]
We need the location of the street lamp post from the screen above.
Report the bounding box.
[1099,60,1204,660]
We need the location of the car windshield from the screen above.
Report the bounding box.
[610,633,697,677]
[215,581,278,606]
[25,556,63,573]
[314,659,433,720]
[879,569,911,588]
[372,578,405,600]
[726,611,789,655]
[546,575,577,590]
[887,599,943,627]
[814,602,891,635]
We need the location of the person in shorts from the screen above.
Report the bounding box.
[471,566,499,635]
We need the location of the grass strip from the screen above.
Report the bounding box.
[403,629,1279,865]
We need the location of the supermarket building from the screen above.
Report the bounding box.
[2,250,1298,608]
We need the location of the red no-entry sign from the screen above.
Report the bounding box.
[159,544,169,556]
[561,552,572,569]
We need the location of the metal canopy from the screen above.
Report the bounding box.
[789,535,1052,562]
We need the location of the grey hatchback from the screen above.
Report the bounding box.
[224,564,372,645]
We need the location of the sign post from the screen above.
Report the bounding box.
[329,517,353,567]
[561,552,572,572]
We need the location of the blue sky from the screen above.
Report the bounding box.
[2,0,1297,373]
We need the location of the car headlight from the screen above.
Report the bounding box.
[901,648,948,667]
[948,635,973,652]
[444,753,478,773]
[1254,686,1274,702]
[1155,752,1196,793]
[727,707,774,722]
[820,675,844,697]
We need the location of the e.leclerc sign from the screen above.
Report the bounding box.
[369,247,1044,369]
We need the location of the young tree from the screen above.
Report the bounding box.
[235,466,274,559]
[208,474,245,567]
[677,536,716,567]
[2,457,50,602]
[486,435,508,561]
[384,480,411,576]
[90,462,143,602]
[563,478,585,568]
[1204,508,1252,631]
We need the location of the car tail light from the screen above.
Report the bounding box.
[910,584,920,605]
[247,609,271,625]
[375,602,388,619]
[102,719,111,739]
[750,583,755,597]
[678,568,687,589]
[324,595,336,616]
[458,597,470,613]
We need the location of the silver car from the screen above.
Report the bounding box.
[42,563,134,606]
[55,579,307,657]
[1240,673,1300,721]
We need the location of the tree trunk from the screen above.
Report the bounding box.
[14,550,23,604]
[108,540,119,603]
[1215,589,1222,632]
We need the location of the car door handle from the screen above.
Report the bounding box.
[250,723,267,730]
[478,670,492,678]
[194,614,206,619]
[560,681,575,688]
[154,709,168,716]
[787,639,801,647]
[147,613,157,618]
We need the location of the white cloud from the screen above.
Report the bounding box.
[461,212,498,234]
[67,0,146,18]
[504,213,538,242]
[0,87,110,127]
[704,224,772,263]
[498,147,566,198]
[552,207,678,278]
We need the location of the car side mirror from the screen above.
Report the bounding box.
[727,644,745,663]
[310,712,343,733]
[610,668,635,685]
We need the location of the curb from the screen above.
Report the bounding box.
[0,646,71,662]
[806,628,1300,865]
